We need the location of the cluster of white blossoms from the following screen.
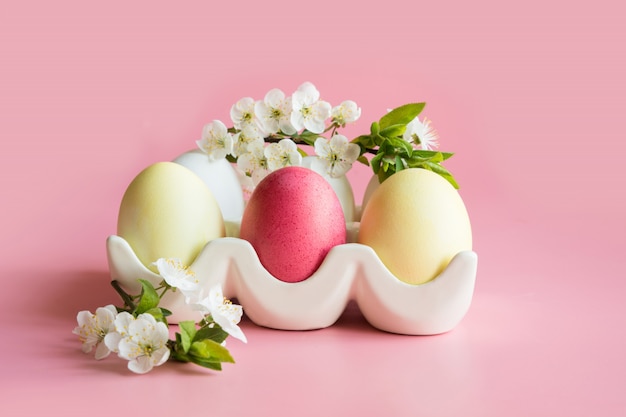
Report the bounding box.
[196,81,443,191]
[73,258,246,374]
[196,82,363,187]
[153,258,247,344]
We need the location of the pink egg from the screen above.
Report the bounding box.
[240,166,346,283]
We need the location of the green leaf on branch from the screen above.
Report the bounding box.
[189,339,235,364]
[425,151,444,164]
[395,155,405,172]
[411,149,454,161]
[377,167,394,184]
[424,162,460,189]
[189,358,223,371]
[356,155,370,166]
[379,103,425,130]
[386,137,413,157]
[195,325,229,344]
[405,151,449,167]
[134,279,160,315]
[370,152,384,174]
[370,121,380,136]
[379,124,407,138]
[142,307,167,323]
[352,134,377,149]
[178,321,197,353]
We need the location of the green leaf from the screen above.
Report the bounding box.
[356,155,370,166]
[395,155,405,172]
[411,150,454,160]
[370,121,380,136]
[351,134,376,149]
[189,357,223,371]
[300,137,316,147]
[382,155,397,165]
[134,279,160,315]
[407,151,448,166]
[142,307,166,323]
[387,137,413,157]
[195,325,229,344]
[419,152,443,164]
[424,162,460,189]
[297,130,321,147]
[178,321,197,353]
[377,168,394,184]
[169,347,189,363]
[377,138,393,152]
[370,152,384,174]
[379,124,407,138]
[174,333,184,352]
[189,339,235,364]
[379,103,425,130]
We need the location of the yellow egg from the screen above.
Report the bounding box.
[117,161,225,272]
[358,168,472,284]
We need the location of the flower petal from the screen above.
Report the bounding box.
[128,356,154,374]
[152,347,171,367]
[94,340,112,360]
[104,331,122,353]
[264,88,286,108]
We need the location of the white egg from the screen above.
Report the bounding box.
[361,174,380,214]
[173,149,245,222]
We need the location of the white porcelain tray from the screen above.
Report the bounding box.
[106,221,478,335]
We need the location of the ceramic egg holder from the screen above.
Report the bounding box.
[107,208,478,336]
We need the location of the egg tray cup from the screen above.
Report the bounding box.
[106,216,478,336]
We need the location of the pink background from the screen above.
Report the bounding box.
[1,1,624,416]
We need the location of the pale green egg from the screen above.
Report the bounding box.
[117,161,225,272]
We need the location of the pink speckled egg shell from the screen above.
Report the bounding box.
[240,166,346,283]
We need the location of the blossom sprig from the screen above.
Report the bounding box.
[351,103,458,187]
[196,81,459,190]
[197,81,363,188]
[73,259,246,374]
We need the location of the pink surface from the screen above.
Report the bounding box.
[1,1,624,416]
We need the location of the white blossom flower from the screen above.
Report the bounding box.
[153,258,200,299]
[331,100,361,126]
[265,138,302,171]
[232,124,265,157]
[237,140,270,186]
[196,120,234,160]
[403,116,439,150]
[290,82,331,134]
[230,97,262,132]
[312,134,360,178]
[189,285,247,343]
[104,312,170,374]
[254,88,296,135]
[73,305,117,360]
